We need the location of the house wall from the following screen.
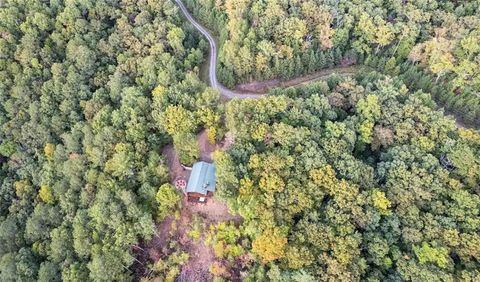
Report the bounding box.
[187,191,214,202]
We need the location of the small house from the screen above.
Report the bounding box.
[186,161,216,203]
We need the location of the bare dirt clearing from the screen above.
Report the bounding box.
[138,197,239,281]
[137,130,239,281]
[162,144,189,182]
[180,198,240,280]
[188,197,240,224]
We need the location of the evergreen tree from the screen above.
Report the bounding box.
[326,49,335,67]
[334,47,343,65]
[318,52,327,69]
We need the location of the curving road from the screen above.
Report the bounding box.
[175,0,360,98]
[175,0,262,99]
[175,0,470,128]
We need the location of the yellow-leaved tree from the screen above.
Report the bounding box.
[252,227,287,263]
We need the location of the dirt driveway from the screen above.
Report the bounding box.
[163,129,219,183]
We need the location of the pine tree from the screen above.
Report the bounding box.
[218,67,236,88]
[294,55,303,76]
[444,93,458,109]
[463,103,477,124]
[334,47,343,65]
[357,51,365,64]
[317,52,327,69]
[326,49,335,67]
[306,50,317,72]
[273,57,281,77]
[377,57,387,71]
[287,58,295,79]
[384,57,399,76]
[367,56,379,68]
[437,89,450,104]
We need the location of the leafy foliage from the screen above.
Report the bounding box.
[215,74,480,280]
[0,0,215,280]
[186,0,480,125]
[156,184,181,221]
[1,0,480,281]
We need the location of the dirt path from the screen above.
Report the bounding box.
[162,144,189,182]
[163,129,218,182]
[197,130,217,162]
[235,65,360,94]
[176,0,470,130]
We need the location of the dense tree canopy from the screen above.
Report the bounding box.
[214,74,480,280]
[185,0,480,125]
[0,0,219,280]
[1,0,479,281]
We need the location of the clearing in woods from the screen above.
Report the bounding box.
[137,130,241,281]
[144,197,240,281]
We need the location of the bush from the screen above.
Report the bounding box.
[156,184,181,220]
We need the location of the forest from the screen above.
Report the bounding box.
[0,0,479,281]
[0,0,219,280]
[184,0,480,126]
[214,74,480,280]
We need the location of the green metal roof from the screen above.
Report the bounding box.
[186,161,216,195]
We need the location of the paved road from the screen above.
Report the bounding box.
[175,0,261,99]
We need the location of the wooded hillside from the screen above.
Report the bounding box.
[0,0,222,280]
[214,74,480,280]
[185,0,480,126]
[0,0,479,281]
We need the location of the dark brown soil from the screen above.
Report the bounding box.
[234,66,360,94]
